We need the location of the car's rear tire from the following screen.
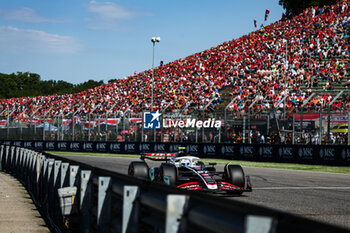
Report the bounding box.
[128,161,149,179]
[224,164,245,188]
[160,163,177,185]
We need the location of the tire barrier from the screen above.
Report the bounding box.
[1,140,350,166]
[0,144,349,233]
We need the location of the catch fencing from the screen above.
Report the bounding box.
[0,144,349,233]
[1,111,350,145]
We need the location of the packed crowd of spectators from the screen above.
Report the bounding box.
[0,0,349,121]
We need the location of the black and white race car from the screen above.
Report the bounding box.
[128,150,252,194]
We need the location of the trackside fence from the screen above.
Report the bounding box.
[0,144,349,233]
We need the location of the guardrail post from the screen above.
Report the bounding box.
[38,154,45,201]
[27,150,34,191]
[5,146,9,171]
[46,159,55,215]
[35,152,42,195]
[53,160,62,222]
[14,147,19,174]
[30,150,38,192]
[30,150,38,191]
[24,149,30,184]
[69,166,79,187]
[245,215,276,233]
[19,148,25,181]
[122,186,139,233]
[23,149,28,181]
[0,145,4,171]
[166,195,189,233]
[10,146,15,172]
[60,162,70,188]
[54,160,62,189]
[16,147,22,175]
[80,170,92,233]
[97,176,111,233]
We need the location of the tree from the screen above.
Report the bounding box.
[0,72,106,99]
[74,80,104,93]
[279,0,336,15]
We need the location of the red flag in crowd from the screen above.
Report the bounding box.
[254,20,257,28]
[265,9,270,21]
[0,120,6,128]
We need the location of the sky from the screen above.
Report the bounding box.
[0,1,285,84]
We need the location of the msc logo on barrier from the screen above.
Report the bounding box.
[143,111,161,129]
[203,145,216,154]
[221,145,234,156]
[46,142,55,150]
[154,144,165,152]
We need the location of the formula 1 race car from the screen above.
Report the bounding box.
[128,149,252,194]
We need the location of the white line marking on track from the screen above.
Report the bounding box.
[254,187,350,190]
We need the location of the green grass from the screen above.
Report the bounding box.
[49,151,350,174]
[48,151,140,158]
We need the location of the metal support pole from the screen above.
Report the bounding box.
[327,107,331,144]
[43,115,46,141]
[97,114,101,141]
[267,113,270,137]
[292,114,295,145]
[88,114,91,141]
[61,114,64,141]
[56,116,60,141]
[72,114,75,141]
[6,107,10,139]
[243,116,246,143]
[117,116,119,142]
[348,112,350,146]
[123,113,126,142]
[319,112,322,145]
[248,110,251,144]
[300,112,304,134]
[20,118,23,140]
[151,42,155,112]
[105,114,108,141]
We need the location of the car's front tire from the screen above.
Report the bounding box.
[160,163,177,185]
[224,164,245,189]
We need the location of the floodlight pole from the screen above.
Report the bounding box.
[283,39,288,119]
[151,37,160,112]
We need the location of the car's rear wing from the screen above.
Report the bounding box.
[141,153,177,161]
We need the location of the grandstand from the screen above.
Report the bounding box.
[0,0,349,144]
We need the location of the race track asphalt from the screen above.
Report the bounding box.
[53,154,350,230]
